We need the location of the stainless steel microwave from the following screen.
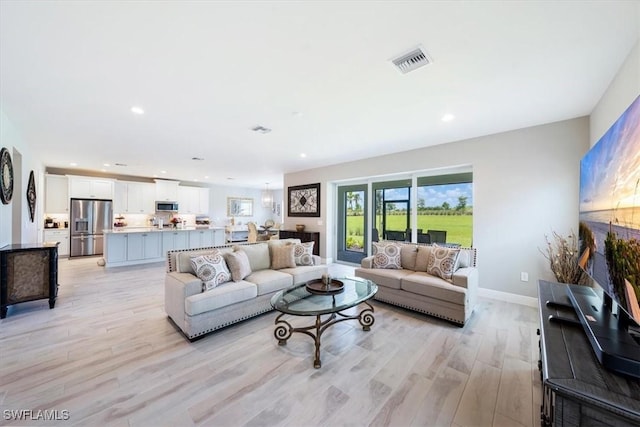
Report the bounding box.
[156,201,179,212]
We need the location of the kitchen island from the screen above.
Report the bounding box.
[103,226,225,268]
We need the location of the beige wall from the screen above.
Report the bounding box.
[285,117,589,298]
[590,40,640,145]
[0,110,43,247]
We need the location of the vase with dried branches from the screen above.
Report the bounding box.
[541,229,588,285]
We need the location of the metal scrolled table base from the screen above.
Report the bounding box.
[273,302,375,368]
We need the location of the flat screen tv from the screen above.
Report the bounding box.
[573,94,640,378]
[579,94,640,327]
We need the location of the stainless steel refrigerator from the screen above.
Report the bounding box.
[70,198,113,257]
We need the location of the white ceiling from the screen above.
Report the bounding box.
[1,1,639,189]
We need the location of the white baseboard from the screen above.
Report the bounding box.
[479,288,538,308]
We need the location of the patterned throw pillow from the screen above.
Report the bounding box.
[224,250,252,282]
[294,242,315,266]
[372,242,401,269]
[271,243,296,269]
[190,251,231,291]
[427,246,460,280]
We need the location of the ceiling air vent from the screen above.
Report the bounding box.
[391,46,432,74]
[251,125,272,134]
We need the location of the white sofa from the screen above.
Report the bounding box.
[355,242,478,326]
[165,239,327,340]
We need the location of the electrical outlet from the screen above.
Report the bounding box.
[520,272,529,282]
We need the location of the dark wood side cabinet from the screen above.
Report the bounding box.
[279,230,320,256]
[0,243,59,318]
[537,280,640,426]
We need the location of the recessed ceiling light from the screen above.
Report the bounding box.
[204,176,209,179]
[70,162,77,166]
[101,169,107,172]
[103,163,110,167]
[131,106,145,115]
[153,174,158,178]
[441,114,455,122]
[161,170,167,174]
[300,153,307,158]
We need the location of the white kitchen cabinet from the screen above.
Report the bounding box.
[114,181,155,214]
[43,229,70,256]
[162,230,189,253]
[126,232,161,261]
[45,175,69,213]
[178,186,210,215]
[155,179,179,201]
[69,176,114,199]
[105,233,128,263]
[188,229,215,248]
[213,229,224,246]
[113,181,128,214]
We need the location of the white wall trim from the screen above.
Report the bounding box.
[479,287,538,308]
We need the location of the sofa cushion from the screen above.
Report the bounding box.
[401,272,467,305]
[224,250,252,282]
[190,251,231,291]
[245,269,293,296]
[185,280,257,316]
[279,264,328,285]
[293,242,314,266]
[354,267,413,290]
[415,245,434,272]
[235,243,270,271]
[428,246,460,280]
[400,244,418,270]
[372,242,401,269]
[271,243,296,269]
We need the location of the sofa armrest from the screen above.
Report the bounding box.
[164,272,202,325]
[452,267,478,290]
[361,256,374,268]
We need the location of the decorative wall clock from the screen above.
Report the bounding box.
[0,147,14,205]
[288,183,320,217]
[27,170,36,222]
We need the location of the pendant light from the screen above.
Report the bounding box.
[261,182,273,208]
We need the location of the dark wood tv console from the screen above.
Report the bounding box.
[278,230,320,255]
[0,243,59,318]
[537,280,640,426]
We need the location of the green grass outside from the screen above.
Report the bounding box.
[345,214,472,248]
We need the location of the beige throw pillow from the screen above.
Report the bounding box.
[271,244,296,269]
[415,245,434,272]
[294,242,314,266]
[224,250,252,282]
[427,246,460,280]
[190,251,231,291]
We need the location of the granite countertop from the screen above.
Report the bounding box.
[105,226,224,234]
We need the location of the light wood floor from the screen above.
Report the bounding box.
[0,257,541,427]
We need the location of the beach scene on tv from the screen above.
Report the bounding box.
[578,94,640,323]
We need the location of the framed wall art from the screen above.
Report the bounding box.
[27,170,36,222]
[0,147,14,205]
[227,197,253,217]
[288,183,320,217]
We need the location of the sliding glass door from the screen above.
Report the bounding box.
[337,185,368,263]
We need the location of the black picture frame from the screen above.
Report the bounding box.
[27,170,36,222]
[288,183,320,217]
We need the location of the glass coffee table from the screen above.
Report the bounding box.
[270,277,378,368]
